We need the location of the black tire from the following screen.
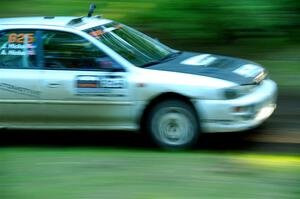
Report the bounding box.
[147,99,200,150]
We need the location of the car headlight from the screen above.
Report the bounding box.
[223,85,256,99]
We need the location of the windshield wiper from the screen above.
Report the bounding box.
[140,51,182,68]
[140,60,162,68]
[160,51,182,62]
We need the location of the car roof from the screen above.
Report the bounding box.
[0,16,113,30]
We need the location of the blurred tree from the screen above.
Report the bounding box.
[121,0,300,44]
[0,0,299,44]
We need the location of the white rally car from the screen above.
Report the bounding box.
[0,6,277,149]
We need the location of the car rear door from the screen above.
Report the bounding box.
[39,30,134,129]
[0,29,43,127]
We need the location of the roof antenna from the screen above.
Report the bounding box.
[88,3,96,17]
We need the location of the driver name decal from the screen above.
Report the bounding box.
[0,33,36,56]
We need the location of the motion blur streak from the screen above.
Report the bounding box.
[0,0,300,199]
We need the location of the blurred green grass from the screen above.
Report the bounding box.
[0,148,299,199]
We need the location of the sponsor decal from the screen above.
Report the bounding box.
[0,82,40,97]
[114,24,123,29]
[75,75,126,96]
[89,30,105,38]
[181,54,217,66]
[89,25,122,38]
[233,64,263,78]
[77,76,99,88]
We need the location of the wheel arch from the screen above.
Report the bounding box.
[139,92,201,133]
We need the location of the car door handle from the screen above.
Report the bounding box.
[48,83,61,88]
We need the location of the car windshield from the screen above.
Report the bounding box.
[84,22,176,67]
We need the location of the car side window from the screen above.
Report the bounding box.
[42,30,122,71]
[0,30,37,69]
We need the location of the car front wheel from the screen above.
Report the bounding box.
[147,99,200,150]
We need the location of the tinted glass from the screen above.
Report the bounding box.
[42,30,121,70]
[0,30,37,68]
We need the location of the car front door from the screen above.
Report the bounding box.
[0,29,43,127]
[40,30,134,129]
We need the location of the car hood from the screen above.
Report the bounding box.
[146,52,267,85]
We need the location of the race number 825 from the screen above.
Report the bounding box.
[8,33,35,44]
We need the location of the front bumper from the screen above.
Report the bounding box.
[194,79,277,133]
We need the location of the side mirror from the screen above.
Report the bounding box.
[99,61,113,69]
[97,61,125,72]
